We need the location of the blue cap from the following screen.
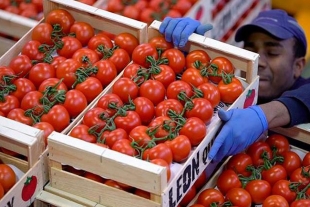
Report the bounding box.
[235,9,307,56]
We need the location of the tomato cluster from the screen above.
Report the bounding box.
[0,163,16,199]
[102,0,198,24]
[190,134,310,207]
[0,9,138,148]
[0,0,43,20]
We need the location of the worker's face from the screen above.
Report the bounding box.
[243,32,299,102]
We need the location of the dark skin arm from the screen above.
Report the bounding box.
[260,101,290,128]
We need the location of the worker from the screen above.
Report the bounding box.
[159,9,310,162]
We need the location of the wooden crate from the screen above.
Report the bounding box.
[0,116,48,207]
[41,19,260,207]
[271,124,310,145]
[0,36,16,57]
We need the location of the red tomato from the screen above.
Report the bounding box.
[262,164,288,187]
[5,5,20,14]
[245,179,271,204]
[246,141,273,167]
[69,124,97,143]
[20,91,42,111]
[216,169,242,195]
[63,89,88,118]
[7,108,33,126]
[148,36,173,52]
[218,77,243,104]
[166,80,193,102]
[265,134,290,156]
[226,152,253,177]
[50,56,67,71]
[111,139,137,157]
[28,63,55,88]
[96,93,124,116]
[150,158,171,182]
[41,105,70,132]
[134,0,148,11]
[106,0,124,13]
[101,128,128,148]
[122,63,143,82]
[155,99,184,118]
[179,117,207,146]
[0,95,20,116]
[139,80,166,106]
[9,55,32,78]
[164,9,183,19]
[196,188,225,207]
[122,5,140,20]
[194,172,208,190]
[72,48,99,67]
[139,8,156,24]
[93,60,117,87]
[186,50,211,69]
[107,48,131,73]
[280,150,302,177]
[188,204,204,207]
[57,36,83,58]
[77,0,96,5]
[161,48,186,74]
[179,185,196,206]
[133,97,155,125]
[56,58,82,89]
[45,9,75,34]
[0,164,16,193]
[129,125,152,147]
[225,187,252,207]
[290,166,310,190]
[134,188,150,199]
[75,77,103,103]
[151,65,176,88]
[165,135,191,162]
[21,40,45,61]
[31,23,53,45]
[172,0,192,15]
[149,0,169,11]
[114,111,142,134]
[290,199,310,207]
[185,98,213,124]
[143,143,173,165]
[262,195,289,207]
[87,33,113,59]
[0,183,3,199]
[208,57,235,84]
[148,116,175,140]
[84,171,105,183]
[33,122,55,147]
[132,43,158,68]
[69,21,95,46]
[302,152,310,167]
[82,107,107,132]
[114,33,139,56]
[11,78,36,102]
[0,0,10,9]
[181,68,208,87]
[196,82,221,108]
[271,180,297,204]
[38,78,68,93]
[112,77,139,104]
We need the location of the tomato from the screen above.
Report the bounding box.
[101,128,128,148]
[93,60,117,87]
[7,108,33,126]
[129,125,152,147]
[134,0,148,11]
[45,9,75,34]
[41,105,70,132]
[132,43,158,68]
[28,63,56,88]
[290,166,310,190]
[148,116,175,140]
[107,48,131,73]
[196,82,221,108]
[111,139,137,157]
[196,188,225,207]
[69,124,97,143]
[134,188,150,199]
[96,93,124,116]
[225,187,252,207]
[63,89,88,118]
[181,68,208,87]
[122,63,142,81]
[21,40,45,61]
[164,9,183,19]
[20,91,42,111]
[4,5,19,14]
[188,204,204,207]
[32,0,43,12]
[115,111,142,134]
[194,171,208,190]
[56,58,82,89]
[84,171,105,183]
[186,50,211,69]
[179,185,196,206]
[166,80,193,102]
[155,99,184,117]
[72,48,100,68]
[290,199,310,207]
[114,33,139,56]
[57,36,83,58]
[38,78,68,93]
[69,21,95,46]
[33,122,55,147]
[75,77,103,103]
[262,164,288,187]
[185,98,213,124]
[31,22,54,45]
[226,152,253,177]
[139,8,156,24]
[218,77,243,104]
[143,143,173,164]
[172,0,192,15]
[246,141,273,167]
[95,142,109,149]
[161,48,186,74]
[262,195,289,207]
[19,9,38,19]
[50,56,67,71]
[165,135,191,162]
[151,65,176,88]
[9,55,32,78]
[179,117,207,146]
[216,169,242,195]
[0,0,10,9]
[148,36,173,52]
[112,77,139,104]
[265,134,290,156]
[133,97,155,125]
[122,5,140,20]
[11,78,36,102]
[106,0,124,12]
[245,179,271,204]
[87,33,113,59]
[208,57,235,84]
[0,183,3,199]
[280,150,302,177]
[139,79,166,106]
[82,107,107,132]
[0,95,20,116]
[303,152,310,167]
[271,180,297,204]
[0,164,16,193]
[150,158,171,182]
[149,0,169,11]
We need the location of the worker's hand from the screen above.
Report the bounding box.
[208,105,268,162]
[159,17,213,48]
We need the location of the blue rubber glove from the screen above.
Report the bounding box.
[208,105,268,162]
[159,17,213,48]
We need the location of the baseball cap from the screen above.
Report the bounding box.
[235,9,307,56]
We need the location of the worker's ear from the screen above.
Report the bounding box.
[293,57,306,78]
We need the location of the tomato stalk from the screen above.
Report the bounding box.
[0,75,17,102]
[296,182,310,199]
[72,66,98,88]
[238,165,262,187]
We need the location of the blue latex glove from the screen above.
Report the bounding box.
[159,17,213,48]
[208,105,268,162]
